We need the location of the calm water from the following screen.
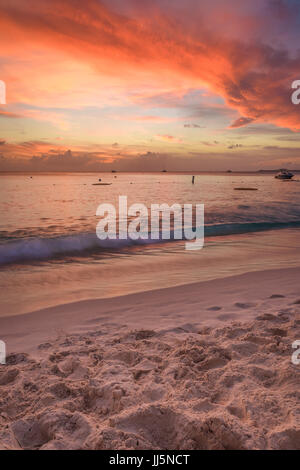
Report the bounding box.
[0,172,300,316]
[0,172,300,263]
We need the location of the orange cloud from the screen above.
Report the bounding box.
[0,0,299,131]
[0,109,21,118]
[1,144,300,172]
[229,117,254,129]
[0,140,66,158]
[155,134,183,144]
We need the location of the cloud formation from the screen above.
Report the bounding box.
[155,134,183,144]
[1,0,300,131]
[0,110,21,119]
[1,140,300,172]
[184,124,205,129]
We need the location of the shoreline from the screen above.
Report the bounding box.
[1,266,299,354]
[2,227,300,319]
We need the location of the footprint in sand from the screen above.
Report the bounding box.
[207,306,222,311]
[0,368,19,386]
[234,302,256,309]
[217,313,237,321]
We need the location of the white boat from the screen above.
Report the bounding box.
[275,169,294,180]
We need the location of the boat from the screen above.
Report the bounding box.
[275,169,294,180]
[92,183,112,186]
[234,187,258,191]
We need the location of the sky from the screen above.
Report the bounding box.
[0,0,300,171]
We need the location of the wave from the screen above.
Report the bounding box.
[1,220,300,265]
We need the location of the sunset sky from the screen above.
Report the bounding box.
[0,0,300,171]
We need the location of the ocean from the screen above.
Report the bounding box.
[0,172,300,316]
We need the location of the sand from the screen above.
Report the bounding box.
[0,267,299,450]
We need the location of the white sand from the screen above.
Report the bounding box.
[0,267,299,450]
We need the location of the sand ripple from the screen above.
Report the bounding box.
[0,303,299,450]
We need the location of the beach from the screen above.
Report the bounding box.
[0,173,299,450]
[1,0,300,454]
[0,266,299,450]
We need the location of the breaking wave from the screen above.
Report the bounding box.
[1,220,300,265]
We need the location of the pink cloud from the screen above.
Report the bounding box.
[155,134,183,144]
[0,0,299,133]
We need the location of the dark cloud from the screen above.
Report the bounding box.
[1,0,300,133]
[228,144,243,149]
[0,110,21,119]
[229,117,255,129]
[1,144,300,172]
[200,141,218,147]
[184,123,205,128]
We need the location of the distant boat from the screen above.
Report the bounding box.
[112,170,117,173]
[92,183,112,186]
[234,187,258,191]
[161,169,167,173]
[275,169,294,180]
